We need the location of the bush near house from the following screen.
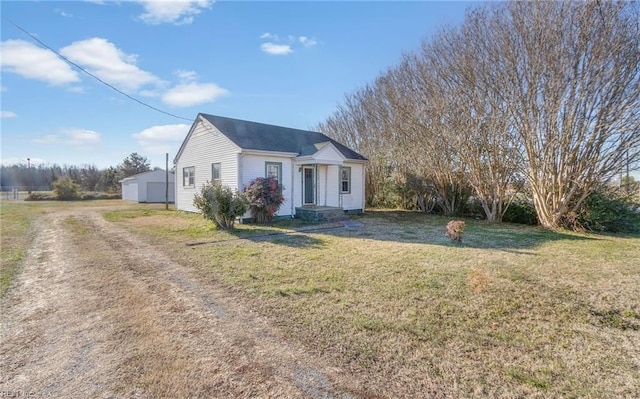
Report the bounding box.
[193,182,247,230]
[244,176,285,224]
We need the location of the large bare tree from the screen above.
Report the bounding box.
[318,1,639,228]
[485,1,640,228]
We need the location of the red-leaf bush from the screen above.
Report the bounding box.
[244,176,285,223]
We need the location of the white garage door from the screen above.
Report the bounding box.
[147,182,174,203]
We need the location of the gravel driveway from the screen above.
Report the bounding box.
[1,208,358,398]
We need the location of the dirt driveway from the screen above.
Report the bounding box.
[1,208,361,398]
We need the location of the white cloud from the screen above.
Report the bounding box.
[60,37,160,92]
[162,82,228,107]
[260,32,278,40]
[1,86,6,92]
[0,39,79,85]
[258,33,318,55]
[299,36,318,47]
[32,134,60,144]
[1,111,17,118]
[64,128,102,147]
[137,0,213,25]
[56,9,73,17]
[174,69,198,82]
[133,124,190,154]
[260,42,293,56]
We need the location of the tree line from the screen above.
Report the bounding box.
[0,153,152,193]
[316,1,639,229]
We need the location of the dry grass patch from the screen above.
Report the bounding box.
[1,200,134,297]
[108,208,640,398]
[466,266,492,293]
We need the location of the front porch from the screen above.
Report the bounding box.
[295,206,348,222]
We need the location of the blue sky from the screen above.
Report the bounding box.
[1,1,475,169]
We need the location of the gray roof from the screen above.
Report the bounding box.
[199,114,367,161]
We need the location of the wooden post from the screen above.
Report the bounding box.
[165,153,169,210]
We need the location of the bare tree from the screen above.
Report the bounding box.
[420,13,522,222]
[484,1,640,228]
[318,1,639,228]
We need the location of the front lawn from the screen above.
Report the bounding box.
[109,207,640,397]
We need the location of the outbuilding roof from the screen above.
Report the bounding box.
[194,114,367,161]
[119,169,174,183]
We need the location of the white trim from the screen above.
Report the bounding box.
[295,157,344,166]
[241,149,298,157]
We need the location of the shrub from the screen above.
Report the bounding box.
[244,176,285,224]
[80,192,121,200]
[575,188,640,234]
[25,192,55,201]
[445,220,466,242]
[503,200,538,225]
[193,182,247,229]
[52,176,80,200]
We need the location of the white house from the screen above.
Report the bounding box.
[174,114,368,221]
[121,169,175,203]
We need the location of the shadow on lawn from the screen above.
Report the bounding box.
[186,221,331,249]
[313,210,599,252]
[187,210,598,251]
[245,211,598,255]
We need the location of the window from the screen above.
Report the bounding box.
[340,166,351,193]
[183,166,195,187]
[211,163,221,183]
[265,162,282,183]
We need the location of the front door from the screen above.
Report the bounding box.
[303,166,315,205]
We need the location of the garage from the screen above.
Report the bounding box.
[120,170,175,203]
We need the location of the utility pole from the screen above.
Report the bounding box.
[27,158,31,195]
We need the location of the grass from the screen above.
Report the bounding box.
[0,201,60,297]
[4,202,640,397]
[0,202,34,297]
[0,199,123,297]
[102,207,640,397]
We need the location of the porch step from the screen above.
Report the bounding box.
[295,207,348,223]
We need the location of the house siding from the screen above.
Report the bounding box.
[340,162,365,211]
[313,144,346,164]
[175,119,240,212]
[241,154,294,217]
[326,165,340,207]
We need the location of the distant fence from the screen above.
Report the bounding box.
[1,189,28,200]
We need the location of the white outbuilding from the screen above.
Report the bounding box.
[120,169,175,203]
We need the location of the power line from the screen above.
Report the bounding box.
[3,17,193,122]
